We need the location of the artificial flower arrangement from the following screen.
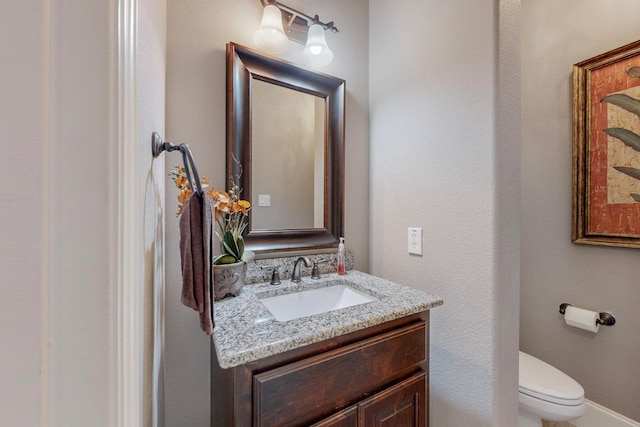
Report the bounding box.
[170,166,254,265]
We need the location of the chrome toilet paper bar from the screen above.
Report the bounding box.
[559,303,616,326]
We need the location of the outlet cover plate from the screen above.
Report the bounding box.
[408,227,423,255]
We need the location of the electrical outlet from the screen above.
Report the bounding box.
[408,227,423,255]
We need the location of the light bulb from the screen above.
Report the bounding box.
[253,5,289,54]
[301,24,333,67]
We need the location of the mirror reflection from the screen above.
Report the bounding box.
[251,79,325,230]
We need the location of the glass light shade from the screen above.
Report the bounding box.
[301,24,333,67]
[253,5,289,54]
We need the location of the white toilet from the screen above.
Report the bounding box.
[519,351,586,427]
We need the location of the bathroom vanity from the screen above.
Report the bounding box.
[210,270,443,427]
[219,44,444,426]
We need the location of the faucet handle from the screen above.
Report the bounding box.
[261,265,282,285]
[311,260,328,280]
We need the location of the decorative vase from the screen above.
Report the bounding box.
[213,261,247,301]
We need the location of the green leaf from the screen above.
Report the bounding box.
[627,67,640,79]
[222,241,237,259]
[222,231,241,259]
[214,254,237,265]
[237,237,244,259]
[631,193,640,203]
[614,166,640,181]
[222,230,235,248]
[604,128,640,152]
[601,94,640,118]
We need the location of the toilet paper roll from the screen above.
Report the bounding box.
[564,305,600,333]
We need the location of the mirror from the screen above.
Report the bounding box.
[251,79,325,230]
[226,42,345,254]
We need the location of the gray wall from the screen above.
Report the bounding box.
[139,0,167,424]
[520,0,640,421]
[1,2,49,423]
[369,1,521,426]
[165,1,370,425]
[1,0,166,424]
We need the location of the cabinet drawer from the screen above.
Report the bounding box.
[253,321,426,426]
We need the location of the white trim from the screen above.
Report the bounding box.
[574,399,640,427]
[117,0,140,426]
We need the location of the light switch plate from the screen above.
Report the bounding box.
[258,194,271,207]
[408,227,423,255]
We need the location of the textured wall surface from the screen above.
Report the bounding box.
[369,0,520,425]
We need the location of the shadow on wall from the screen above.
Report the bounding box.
[144,169,165,427]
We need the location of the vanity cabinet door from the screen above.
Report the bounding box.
[310,405,358,427]
[359,371,427,427]
[253,322,426,427]
[311,371,427,427]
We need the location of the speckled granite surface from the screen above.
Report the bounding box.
[212,269,444,369]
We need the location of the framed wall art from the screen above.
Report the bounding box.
[573,39,640,248]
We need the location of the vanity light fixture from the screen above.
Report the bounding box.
[253,0,338,67]
[253,4,289,54]
[300,23,333,67]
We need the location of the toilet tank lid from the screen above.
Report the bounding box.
[519,351,584,405]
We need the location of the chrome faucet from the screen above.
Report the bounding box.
[291,256,312,283]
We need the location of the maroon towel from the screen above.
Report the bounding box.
[179,194,202,311]
[179,193,215,335]
[200,193,215,334]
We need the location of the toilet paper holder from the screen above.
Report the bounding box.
[559,303,616,326]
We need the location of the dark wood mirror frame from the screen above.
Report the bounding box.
[226,42,345,254]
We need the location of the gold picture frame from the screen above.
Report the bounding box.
[573,40,640,248]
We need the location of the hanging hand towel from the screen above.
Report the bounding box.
[179,193,203,312]
[200,193,215,335]
[179,192,215,335]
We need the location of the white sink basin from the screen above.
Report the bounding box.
[259,284,377,322]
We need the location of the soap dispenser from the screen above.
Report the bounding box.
[337,237,346,275]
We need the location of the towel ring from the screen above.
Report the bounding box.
[152,132,203,195]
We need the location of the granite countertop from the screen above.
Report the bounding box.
[212,270,444,369]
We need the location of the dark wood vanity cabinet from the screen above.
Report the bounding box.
[211,311,429,427]
[310,372,426,427]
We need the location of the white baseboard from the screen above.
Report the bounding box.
[574,400,640,427]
